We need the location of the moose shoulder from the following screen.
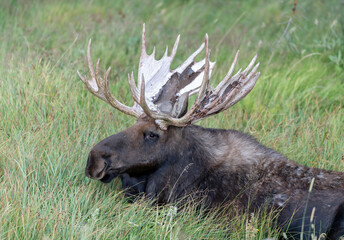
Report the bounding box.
[78,25,344,239]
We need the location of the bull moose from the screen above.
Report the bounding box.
[77,25,344,239]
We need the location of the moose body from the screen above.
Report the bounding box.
[86,116,344,239]
[78,25,344,239]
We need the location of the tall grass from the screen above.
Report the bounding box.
[0,0,343,239]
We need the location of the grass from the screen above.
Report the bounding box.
[0,0,343,239]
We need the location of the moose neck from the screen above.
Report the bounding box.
[145,124,270,206]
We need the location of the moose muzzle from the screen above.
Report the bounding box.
[85,153,107,180]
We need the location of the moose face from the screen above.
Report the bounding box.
[85,116,169,183]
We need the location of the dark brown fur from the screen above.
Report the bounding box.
[85,116,344,239]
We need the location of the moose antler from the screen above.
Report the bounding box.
[77,40,142,118]
[78,24,260,130]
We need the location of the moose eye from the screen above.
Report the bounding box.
[149,132,158,139]
[144,131,159,140]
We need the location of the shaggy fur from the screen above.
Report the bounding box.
[85,116,344,239]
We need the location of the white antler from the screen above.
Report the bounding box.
[136,24,215,112]
[78,24,260,130]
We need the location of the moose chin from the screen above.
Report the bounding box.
[78,24,344,239]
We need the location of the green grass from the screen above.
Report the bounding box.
[0,0,343,239]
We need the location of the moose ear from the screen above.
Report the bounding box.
[172,92,189,118]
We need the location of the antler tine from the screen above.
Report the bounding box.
[171,35,180,59]
[195,34,210,103]
[95,58,100,81]
[214,50,239,95]
[141,24,147,55]
[139,74,154,118]
[242,54,257,76]
[164,46,169,57]
[78,39,141,118]
[87,40,96,87]
[77,39,102,97]
[246,62,260,80]
[137,23,147,90]
[128,72,140,103]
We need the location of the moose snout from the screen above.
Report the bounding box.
[85,153,108,180]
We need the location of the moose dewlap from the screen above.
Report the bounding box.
[78,25,344,239]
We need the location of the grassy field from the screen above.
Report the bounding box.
[0,0,343,239]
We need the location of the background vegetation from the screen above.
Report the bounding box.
[0,0,343,239]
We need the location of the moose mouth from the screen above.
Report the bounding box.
[100,173,118,183]
[99,167,123,183]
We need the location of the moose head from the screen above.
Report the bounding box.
[78,24,259,185]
